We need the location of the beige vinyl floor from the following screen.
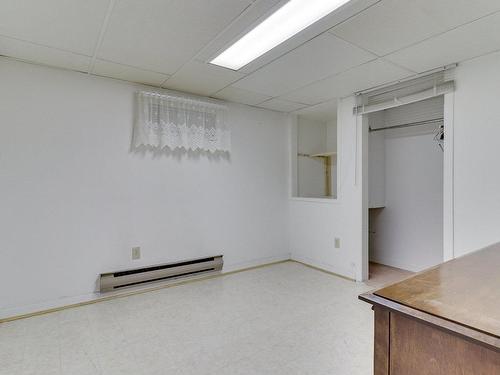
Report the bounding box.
[366,262,413,288]
[0,261,410,375]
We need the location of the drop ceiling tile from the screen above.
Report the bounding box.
[0,0,109,56]
[92,60,170,86]
[385,11,500,73]
[294,99,338,122]
[98,0,252,75]
[331,0,500,56]
[197,0,284,63]
[256,98,307,113]
[0,36,91,72]
[283,59,414,105]
[233,33,375,97]
[212,86,272,106]
[162,61,244,96]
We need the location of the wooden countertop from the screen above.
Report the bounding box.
[373,244,500,339]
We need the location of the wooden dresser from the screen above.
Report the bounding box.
[360,244,500,375]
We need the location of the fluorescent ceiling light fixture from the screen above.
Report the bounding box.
[210,0,351,70]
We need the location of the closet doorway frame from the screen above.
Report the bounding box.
[360,92,455,281]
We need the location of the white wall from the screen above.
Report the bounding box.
[326,120,337,152]
[369,125,444,272]
[0,58,290,318]
[290,97,364,280]
[452,51,500,256]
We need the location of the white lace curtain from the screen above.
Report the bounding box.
[133,91,230,152]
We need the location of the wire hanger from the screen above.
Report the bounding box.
[434,124,444,151]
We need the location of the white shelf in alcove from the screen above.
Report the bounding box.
[310,151,337,158]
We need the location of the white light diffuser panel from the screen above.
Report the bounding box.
[210,0,351,70]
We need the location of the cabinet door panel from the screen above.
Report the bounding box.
[390,313,500,375]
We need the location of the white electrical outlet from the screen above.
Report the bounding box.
[334,237,341,249]
[132,247,141,260]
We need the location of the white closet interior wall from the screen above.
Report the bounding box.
[368,97,444,272]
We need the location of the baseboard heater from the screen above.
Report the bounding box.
[99,255,223,293]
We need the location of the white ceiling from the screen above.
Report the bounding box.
[1,0,500,121]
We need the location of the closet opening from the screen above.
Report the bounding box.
[366,96,446,283]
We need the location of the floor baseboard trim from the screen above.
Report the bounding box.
[369,260,413,273]
[369,258,418,273]
[290,256,356,282]
[221,254,291,273]
[0,256,291,324]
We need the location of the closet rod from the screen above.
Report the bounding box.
[369,117,444,132]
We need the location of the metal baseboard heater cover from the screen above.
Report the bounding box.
[100,255,223,293]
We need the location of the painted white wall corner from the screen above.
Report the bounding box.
[289,96,365,281]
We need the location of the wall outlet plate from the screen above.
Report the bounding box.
[132,247,141,260]
[334,237,341,249]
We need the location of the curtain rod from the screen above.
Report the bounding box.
[369,118,444,132]
[355,64,456,97]
[138,91,227,110]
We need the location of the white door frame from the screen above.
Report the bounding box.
[442,92,455,261]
